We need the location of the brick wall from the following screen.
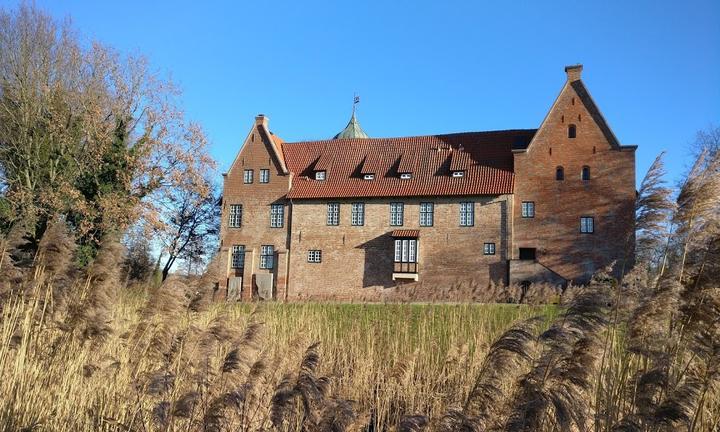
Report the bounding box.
[512,72,636,283]
[219,67,637,301]
[219,116,291,300]
[286,196,510,301]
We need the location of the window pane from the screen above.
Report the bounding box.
[229,204,243,227]
[352,202,364,226]
[390,203,403,226]
[484,243,495,255]
[270,204,284,227]
[409,239,416,262]
[327,203,340,225]
[460,202,474,226]
[231,245,245,268]
[394,240,401,262]
[260,245,274,268]
[522,202,535,218]
[420,202,433,226]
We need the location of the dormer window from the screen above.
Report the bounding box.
[363,174,375,180]
[452,171,465,178]
[315,171,326,181]
[400,173,412,180]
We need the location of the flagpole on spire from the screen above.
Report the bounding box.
[353,93,360,116]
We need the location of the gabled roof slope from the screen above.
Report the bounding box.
[570,80,621,149]
[282,130,536,199]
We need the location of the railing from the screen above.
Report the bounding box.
[393,262,418,273]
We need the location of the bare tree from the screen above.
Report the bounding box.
[154,178,219,281]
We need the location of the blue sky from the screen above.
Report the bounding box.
[4,0,719,185]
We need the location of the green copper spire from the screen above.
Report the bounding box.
[333,96,369,139]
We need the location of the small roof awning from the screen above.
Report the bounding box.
[391,229,419,238]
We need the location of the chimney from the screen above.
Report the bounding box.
[255,114,269,128]
[564,64,583,82]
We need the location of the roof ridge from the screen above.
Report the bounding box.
[283,128,538,146]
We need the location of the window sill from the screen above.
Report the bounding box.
[393,272,419,281]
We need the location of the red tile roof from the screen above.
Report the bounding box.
[449,150,471,171]
[397,152,418,173]
[391,229,420,238]
[282,130,536,199]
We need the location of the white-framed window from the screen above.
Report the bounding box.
[420,202,434,227]
[400,173,412,180]
[327,203,340,226]
[452,171,465,178]
[581,216,595,233]
[228,204,242,228]
[231,245,245,268]
[307,250,322,263]
[351,202,365,226]
[390,202,404,226]
[260,245,274,269]
[521,201,535,218]
[460,202,474,227]
[270,204,284,228]
[243,169,254,184]
[363,174,375,180]
[260,169,270,183]
[483,243,496,255]
[315,171,326,181]
[394,239,418,263]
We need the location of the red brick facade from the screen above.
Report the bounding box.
[218,65,636,301]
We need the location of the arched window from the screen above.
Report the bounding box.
[581,166,591,181]
[568,124,577,138]
[556,166,564,180]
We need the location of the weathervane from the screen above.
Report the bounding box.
[352,93,360,115]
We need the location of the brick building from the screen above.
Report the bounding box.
[218,65,636,301]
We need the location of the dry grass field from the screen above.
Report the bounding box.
[2,166,720,432]
[1,238,718,432]
[0,270,557,431]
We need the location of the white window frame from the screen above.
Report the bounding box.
[363,174,375,180]
[521,201,535,218]
[460,202,474,227]
[260,169,270,183]
[315,171,326,181]
[452,171,465,178]
[231,245,245,268]
[243,169,254,184]
[400,173,412,180]
[307,250,322,263]
[390,202,404,226]
[581,216,594,233]
[260,245,274,269]
[327,203,340,226]
[394,239,418,263]
[419,202,434,227]
[483,242,496,255]
[228,204,242,228]
[351,202,365,226]
[270,204,284,228]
